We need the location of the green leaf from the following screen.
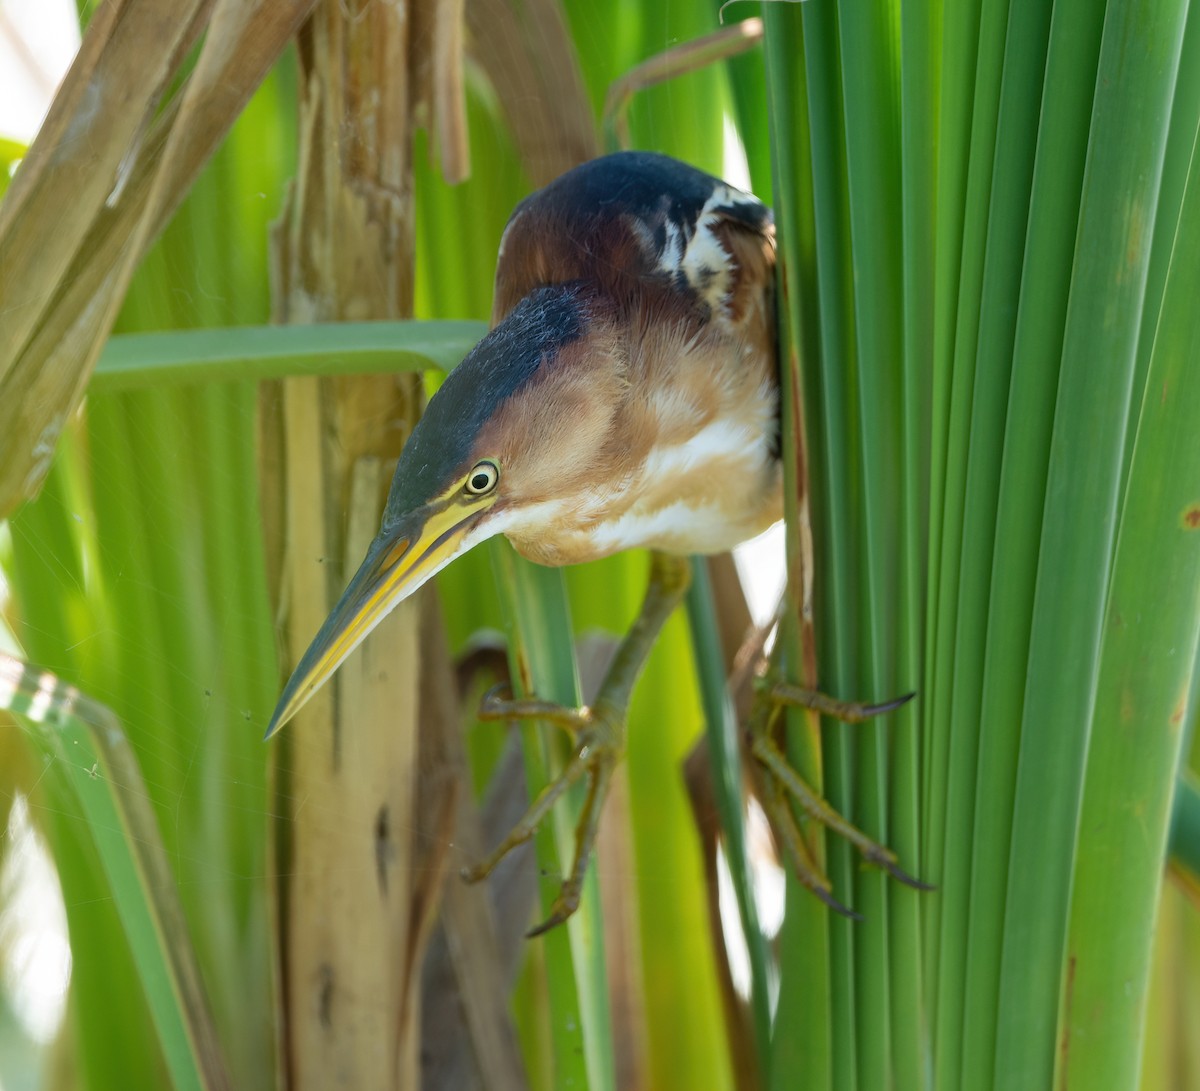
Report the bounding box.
[1058,108,1200,1091]
[0,655,229,1091]
[490,544,614,1091]
[93,322,486,392]
[684,561,770,1071]
[993,3,1191,1086]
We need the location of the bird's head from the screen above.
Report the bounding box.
[266,282,625,737]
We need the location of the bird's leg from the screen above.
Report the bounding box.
[463,551,692,936]
[748,680,931,917]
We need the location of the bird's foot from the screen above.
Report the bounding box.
[461,685,624,936]
[462,552,688,936]
[750,682,932,918]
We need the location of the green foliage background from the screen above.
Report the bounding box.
[1,1,1199,1088]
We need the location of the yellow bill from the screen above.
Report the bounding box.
[264,500,487,738]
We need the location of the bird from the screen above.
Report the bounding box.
[266,151,922,932]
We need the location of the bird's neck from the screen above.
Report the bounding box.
[502,293,782,565]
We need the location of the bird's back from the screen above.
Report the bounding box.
[494,152,775,338]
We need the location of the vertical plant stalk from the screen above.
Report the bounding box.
[895,0,937,1079]
[762,6,833,1086]
[1057,118,1200,1090]
[489,543,615,1091]
[684,563,771,1077]
[993,1,1190,1085]
[263,2,465,1085]
[416,606,529,1090]
[920,0,982,1034]
[836,3,908,1084]
[938,2,1057,1082]
[953,0,1106,1081]
[466,0,598,185]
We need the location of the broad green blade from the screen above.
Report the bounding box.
[0,655,229,1091]
[763,5,834,1086]
[1058,111,1200,1090]
[578,554,734,1091]
[993,3,1189,1086]
[954,0,1107,1081]
[937,0,1057,1081]
[491,544,614,1091]
[895,0,938,1079]
[685,561,771,1072]
[837,1,907,1083]
[92,322,486,391]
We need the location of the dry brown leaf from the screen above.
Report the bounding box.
[465,0,598,185]
[601,18,763,151]
[431,0,470,182]
[0,0,319,518]
[418,605,529,1091]
[0,0,208,362]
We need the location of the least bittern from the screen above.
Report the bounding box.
[267,151,923,932]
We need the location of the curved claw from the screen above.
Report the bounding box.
[756,768,865,920]
[527,893,581,938]
[751,728,933,908]
[478,681,514,708]
[869,850,937,892]
[861,691,917,718]
[768,683,916,724]
[812,883,863,922]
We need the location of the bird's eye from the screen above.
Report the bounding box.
[465,460,500,495]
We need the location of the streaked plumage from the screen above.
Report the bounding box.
[425,150,782,566]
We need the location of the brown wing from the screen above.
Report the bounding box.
[490,151,775,351]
